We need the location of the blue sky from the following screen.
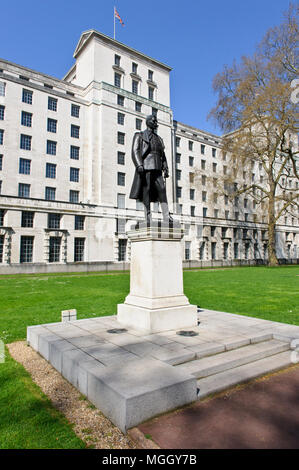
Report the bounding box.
[2,0,291,135]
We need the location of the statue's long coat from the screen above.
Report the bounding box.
[129,129,168,201]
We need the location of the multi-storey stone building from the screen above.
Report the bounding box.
[0,30,298,271]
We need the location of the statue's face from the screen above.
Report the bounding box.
[147,115,158,130]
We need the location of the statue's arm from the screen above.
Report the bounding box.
[131,132,143,169]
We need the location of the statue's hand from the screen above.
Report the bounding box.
[137,165,144,174]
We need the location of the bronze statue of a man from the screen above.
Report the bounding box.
[129,114,173,223]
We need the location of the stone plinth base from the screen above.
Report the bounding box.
[118,303,198,333]
[117,222,198,333]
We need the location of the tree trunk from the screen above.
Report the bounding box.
[268,194,279,266]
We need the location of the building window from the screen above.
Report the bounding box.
[0,105,5,120]
[148,86,154,100]
[45,162,56,179]
[47,118,57,133]
[117,218,126,234]
[21,211,34,228]
[212,148,216,158]
[18,183,30,198]
[75,215,85,230]
[0,130,3,145]
[188,141,193,151]
[46,140,56,155]
[0,82,6,96]
[203,207,208,217]
[117,193,125,209]
[74,238,85,262]
[117,172,125,186]
[118,239,127,261]
[0,235,3,263]
[214,209,219,218]
[117,95,124,106]
[176,137,180,147]
[223,242,229,260]
[132,62,138,74]
[0,209,6,225]
[71,125,80,139]
[132,80,138,94]
[201,144,205,155]
[189,156,194,167]
[118,112,125,125]
[190,206,195,217]
[45,186,56,201]
[213,162,217,172]
[20,134,31,150]
[71,104,80,118]
[211,242,216,260]
[115,72,121,88]
[22,89,33,104]
[136,118,142,130]
[135,101,142,112]
[48,213,60,229]
[70,145,79,160]
[234,243,239,259]
[117,132,125,145]
[176,169,181,181]
[148,70,153,81]
[199,242,205,260]
[48,97,57,111]
[202,175,206,186]
[202,191,207,202]
[176,153,181,164]
[70,167,79,182]
[225,210,229,220]
[189,173,194,183]
[114,54,121,66]
[21,111,32,127]
[49,237,61,263]
[185,241,191,260]
[176,186,182,198]
[117,151,125,165]
[19,158,31,175]
[190,188,195,200]
[69,190,79,203]
[0,155,2,170]
[20,236,34,263]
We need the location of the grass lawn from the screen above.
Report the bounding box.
[0,265,298,448]
[0,350,85,449]
[0,266,298,344]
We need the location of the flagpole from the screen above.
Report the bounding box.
[114,6,116,40]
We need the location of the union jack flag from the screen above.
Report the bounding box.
[114,8,125,26]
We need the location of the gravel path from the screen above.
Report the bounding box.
[7,341,138,449]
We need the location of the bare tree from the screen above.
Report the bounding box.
[209,3,299,266]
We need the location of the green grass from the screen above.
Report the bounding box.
[0,349,86,449]
[184,265,299,325]
[0,266,298,344]
[0,265,298,448]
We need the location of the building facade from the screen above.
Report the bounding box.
[0,30,298,270]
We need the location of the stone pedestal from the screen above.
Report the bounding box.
[117,222,198,333]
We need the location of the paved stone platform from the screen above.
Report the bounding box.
[27,309,299,432]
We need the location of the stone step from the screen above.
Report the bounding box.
[175,339,290,379]
[197,351,293,399]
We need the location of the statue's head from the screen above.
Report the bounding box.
[146,114,158,130]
